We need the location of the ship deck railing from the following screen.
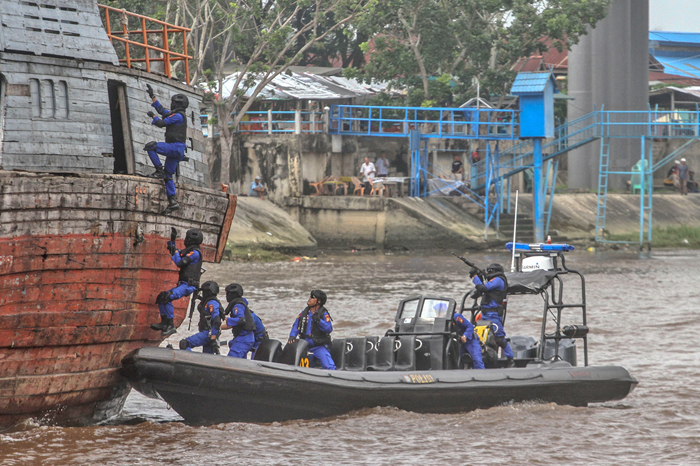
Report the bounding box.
[99,4,192,85]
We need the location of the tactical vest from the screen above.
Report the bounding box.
[177,245,202,286]
[481,273,508,316]
[198,297,222,332]
[297,306,332,347]
[225,298,256,337]
[165,110,187,143]
[252,313,267,342]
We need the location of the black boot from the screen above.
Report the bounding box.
[161,317,177,337]
[506,357,515,368]
[150,314,167,331]
[162,195,180,215]
[149,166,167,180]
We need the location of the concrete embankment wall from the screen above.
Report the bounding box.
[229,193,700,251]
[284,196,497,250]
[546,193,700,239]
[227,197,316,250]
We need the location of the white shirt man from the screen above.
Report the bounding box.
[360,157,376,183]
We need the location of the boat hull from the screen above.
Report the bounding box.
[0,172,236,428]
[122,347,638,425]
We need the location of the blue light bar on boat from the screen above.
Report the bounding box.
[506,242,575,252]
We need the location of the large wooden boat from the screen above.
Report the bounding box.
[0,1,236,428]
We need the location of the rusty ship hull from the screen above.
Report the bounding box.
[0,0,237,428]
[0,171,236,428]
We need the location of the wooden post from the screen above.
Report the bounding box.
[182,29,189,85]
[295,109,301,135]
[141,17,150,74]
[268,109,273,135]
[162,25,170,79]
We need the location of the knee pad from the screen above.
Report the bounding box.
[495,337,507,349]
[155,290,172,304]
[179,339,190,350]
[144,141,158,151]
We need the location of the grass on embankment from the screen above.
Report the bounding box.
[607,225,700,248]
[223,245,291,262]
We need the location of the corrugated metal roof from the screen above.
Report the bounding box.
[650,31,700,47]
[220,71,390,101]
[510,72,558,95]
[649,86,700,100]
[653,51,700,79]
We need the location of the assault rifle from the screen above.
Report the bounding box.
[167,227,177,255]
[187,288,200,331]
[451,252,486,282]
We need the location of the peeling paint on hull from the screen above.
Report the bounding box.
[0,171,236,428]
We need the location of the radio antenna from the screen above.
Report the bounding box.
[510,190,519,273]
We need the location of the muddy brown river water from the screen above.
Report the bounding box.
[1,249,699,465]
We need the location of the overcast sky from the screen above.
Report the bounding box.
[650,0,700,32]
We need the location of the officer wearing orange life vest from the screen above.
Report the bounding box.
[288,290,336,370]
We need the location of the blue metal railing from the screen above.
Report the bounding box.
[329,105,518,140]
[468,108,700,191]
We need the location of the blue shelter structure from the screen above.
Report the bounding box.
[511,71,559,242]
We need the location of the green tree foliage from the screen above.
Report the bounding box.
[106,0,372,187]
[347,0,610,107]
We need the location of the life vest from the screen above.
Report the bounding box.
[481,272,508,316]
[164,110,187,143]
[297,306,332,347]
[225,298,256,337]
[177,245,202,286]
[197,297,221,332]
[252,312,267,342]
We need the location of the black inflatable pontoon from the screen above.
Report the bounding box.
[122,243,637,425]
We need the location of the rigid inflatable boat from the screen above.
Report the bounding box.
[122,244,638,425]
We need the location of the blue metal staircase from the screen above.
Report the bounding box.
[331,105,700,244]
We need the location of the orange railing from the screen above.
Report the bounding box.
[98,4,192,85]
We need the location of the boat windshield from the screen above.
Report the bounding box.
[400,299,420,319]
[421,299,450,319]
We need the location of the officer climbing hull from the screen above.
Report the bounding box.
[0,0,241,430]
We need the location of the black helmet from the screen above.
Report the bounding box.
[310,289,327,305]
[225,283,243,299]
[200,280,219,297]
[184,229,203,247]
[170,94,189,110]
[487,263,504,275]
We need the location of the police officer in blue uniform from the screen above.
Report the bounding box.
[144,85,189,215]
[150,229,203,337]
[288,290,336,370]
[453,312,485,369]
[470,263,514,367]
[179,281,221,354]
[220,283,256,358]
